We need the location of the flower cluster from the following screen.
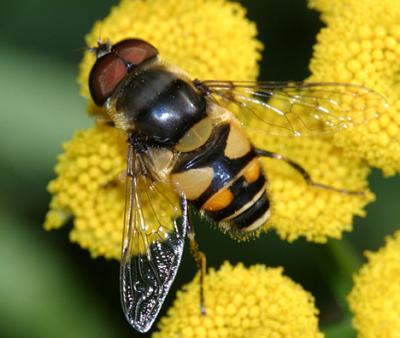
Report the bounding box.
[44,0,379,261]
[44,0,400,334]
[309,0,400,176]
[44,126,126,258]
[348,230,400,337]
[153,262,323,338]
[257,136,372,242]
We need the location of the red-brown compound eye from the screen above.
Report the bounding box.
[89,39,159,106]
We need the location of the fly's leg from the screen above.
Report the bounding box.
[186,211,207,315]
[255,148,365,196]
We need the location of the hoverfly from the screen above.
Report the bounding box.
[88,38,386,332]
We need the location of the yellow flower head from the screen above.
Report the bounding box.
[45,126,126,258]
[258,136,373,242]
[153,262,323,338]
[348,230,400,337]
[45,0,378,259]
[308,0,400,176]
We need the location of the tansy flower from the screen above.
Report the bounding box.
[308,0,400,176]
[257,136,372,242]
[348,230,400,337]
[45,126,126,258]
[45,0,376,259]
[152,262,323,338]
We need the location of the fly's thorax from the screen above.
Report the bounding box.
[107,62,207,147]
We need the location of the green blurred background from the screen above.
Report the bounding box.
[0,1,399,337]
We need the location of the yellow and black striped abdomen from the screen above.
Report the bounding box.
[170,120,270,232]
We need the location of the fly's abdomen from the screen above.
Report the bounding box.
[170,120,270,232]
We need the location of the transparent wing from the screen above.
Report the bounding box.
[120,144,187,333]
[200,80,388,136]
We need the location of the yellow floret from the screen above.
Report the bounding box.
[78,0,263,115]
[259,136,373,242]
[308,0,400,175]
[238,90,375,242]
[44,125,180,258]
[348,230,400,337]
[153,262,323,338]
[44,126,126,259]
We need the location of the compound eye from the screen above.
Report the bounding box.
[114,39,158,66]
[89,39,158,106]
[89,52,126,106]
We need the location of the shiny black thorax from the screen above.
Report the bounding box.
[115,65,207,147]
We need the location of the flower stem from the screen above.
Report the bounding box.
[322,318,354,338]
[326,238,363,311]
[315,237,363,338]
